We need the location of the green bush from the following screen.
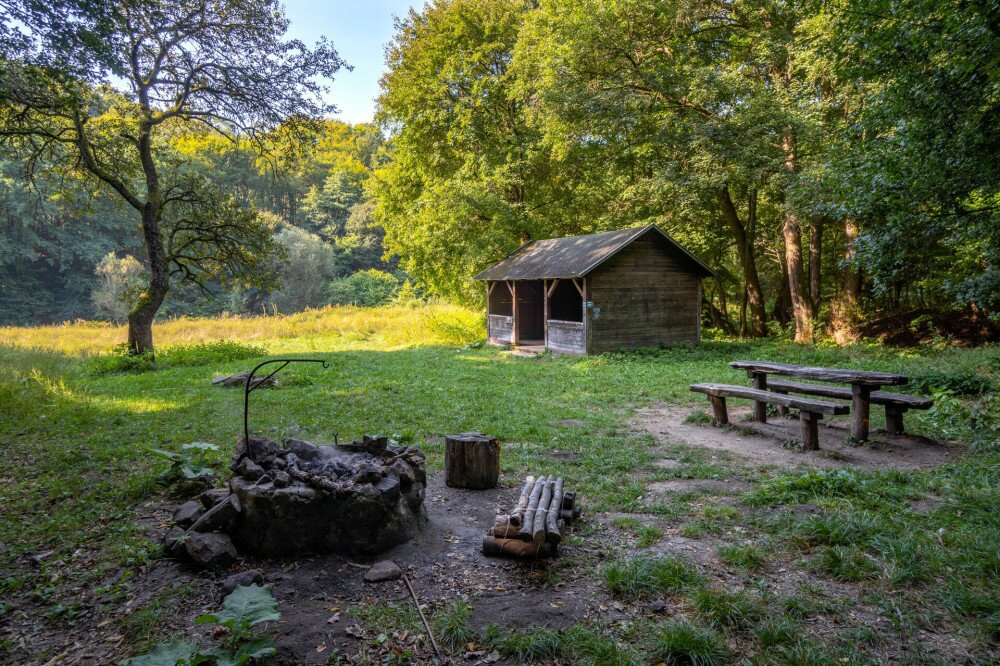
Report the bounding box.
[326,269,400,307]
[908,370,995,397]
[83,341,267,376]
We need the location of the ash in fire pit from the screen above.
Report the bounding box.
[224,435,426,557]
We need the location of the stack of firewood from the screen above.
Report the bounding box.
[482,475,581,559]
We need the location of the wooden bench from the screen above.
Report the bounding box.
[730,360,909,441]
[690,383,850,450]
[766,379,932,435]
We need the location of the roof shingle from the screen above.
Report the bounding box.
[473,224,715,281]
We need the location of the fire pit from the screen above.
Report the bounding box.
[164,360,428,566]
[226,435,427,557]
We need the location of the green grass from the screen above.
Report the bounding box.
[1,305,999,663]
[646,619,729,666]
[604,553,703,599]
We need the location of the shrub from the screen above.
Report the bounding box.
[604,554,702,600]
[646,619,728,666]
[326,269,400,307]
[907,370,995,397]
[83,341,266,376]
[817,546,881,581]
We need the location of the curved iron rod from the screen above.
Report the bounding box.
[242,358,329,462]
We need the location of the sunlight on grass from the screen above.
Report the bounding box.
[0,302,484,356]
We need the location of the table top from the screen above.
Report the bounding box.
[729,360,908,386]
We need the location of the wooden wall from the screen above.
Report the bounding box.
[547,320,586,354]
[587,235,701,352]
[487,314,513,345]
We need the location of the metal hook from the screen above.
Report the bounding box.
[241,358,330,463]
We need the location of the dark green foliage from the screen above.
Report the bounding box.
[908,370,996,397]
[326,269,400,307]
[646,619,729,666]
[604,554,702,600]
[717,543,767,572]
[83,341,267,376]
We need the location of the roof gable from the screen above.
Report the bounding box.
[474,224,716,281]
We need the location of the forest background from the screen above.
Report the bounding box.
[2,0,997,347]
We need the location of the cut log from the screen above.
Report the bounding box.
[482,536,553,559]
[545,478,564,544]
[518,475,547,541]
[491,515,521,539]
[533,478,554,543]
[444,433,500,489]
[509,476,536,528]
[562,490,576,511]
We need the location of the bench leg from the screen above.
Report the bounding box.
[851,385,871,441]
[885,405,906,435]
[801,412,821,450]
[708,395,729,425]
[751,372,768,423]
[773,390,789,417]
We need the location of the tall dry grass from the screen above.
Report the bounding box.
[0,303,485,356]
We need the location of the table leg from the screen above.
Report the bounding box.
[885,405,906,435]
[851,384,871,441]
[751,372,767,423]
[801,412,821,450]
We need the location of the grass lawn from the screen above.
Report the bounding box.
[1,304,999,664]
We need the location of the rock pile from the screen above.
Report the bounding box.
[163,435,427,568]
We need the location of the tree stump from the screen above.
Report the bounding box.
[444,432,500,489]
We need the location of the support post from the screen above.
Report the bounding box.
[851,384,871,440]
[708,395,729,424]
[751,371,768,423]
[773,390,789,417]
[511,281,518,346]
[885,405,906,435]
[543,279,550,350]
[801,412,821,450]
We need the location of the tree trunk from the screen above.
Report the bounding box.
[716,188,767,336]
[773,251,793,326]
[781,126,814,343]
[832,217,862,344]
[127,124,169,355]
[809,217,823,312]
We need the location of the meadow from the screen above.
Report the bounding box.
[1,304,999,664]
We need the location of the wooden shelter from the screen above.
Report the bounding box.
[475,224,716,354]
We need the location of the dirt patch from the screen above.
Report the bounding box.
[2,473,612,666]
[634,405,963,471]
[646,479,750,494]
[547,450,579,460]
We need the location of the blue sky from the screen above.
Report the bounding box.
[283,0,421,125]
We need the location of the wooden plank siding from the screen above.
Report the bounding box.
[547,320,586,353]
[487,315,514,345]
[587,235,702,352]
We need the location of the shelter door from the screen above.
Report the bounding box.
[515,280,545,343]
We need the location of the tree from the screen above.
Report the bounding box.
[371,0,603,301]
[271,225,341,312]
[0,0,346,353]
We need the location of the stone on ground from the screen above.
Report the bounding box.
[184,532,237,569]
[172,501,204,528]
[364,560,402,583]
[189,493,242,533]
[221,570,264,596]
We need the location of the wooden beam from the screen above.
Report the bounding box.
[547,279,559,298]
[487,281,496,296]
[572,278,584,297]
[543,279,550,349]
[505,280,515,295]
[511,281,519,345]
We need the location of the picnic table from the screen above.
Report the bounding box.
[730,360,909,441]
